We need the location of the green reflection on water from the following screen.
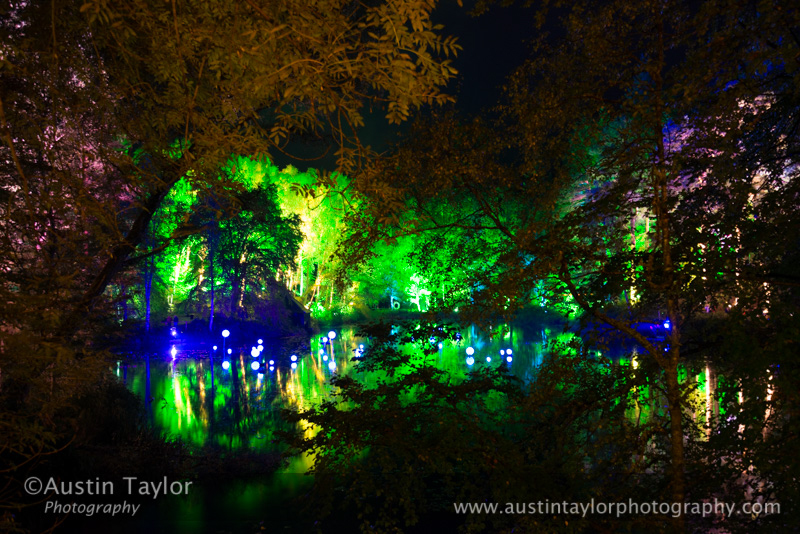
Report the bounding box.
[123,325,549,460]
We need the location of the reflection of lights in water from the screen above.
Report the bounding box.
[486,356,492,363]
[222,329,230,338]
[212,345,217,351]
[663,320,671,330]
[291,362,297,370]
[269,360,274,365]
[257,339,263,345]
[251,361,260,371]
[269,366,274,371]
[466,356,474,366]
[438,343,443,349]
[500,349,505,356]
[291,355,297,362]
[227,348,232,354]
[319,348,325,355]
[328,331,336,340]
[250,347,259,357]
[328,361,336,371]
[322,337,328,343]
[506,356,513,363]
[506,348,512,355]
[466,347,474,356]
[258,344,263,351]
[222,361,230,370]
[323,355,328,361]
[171,346,177,358]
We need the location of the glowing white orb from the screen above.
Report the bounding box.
[251,361,260,371]
[222,361,230,370]
[466,356,475,366]
[221,329,230,338]
[328,331,337,340]
[486,356,492,363]
[291,362,297,370]
[466,347,475,356]
[506,356,513,363]
[328,361,336,371]
[290,355,297,362]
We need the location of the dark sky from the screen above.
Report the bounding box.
[272,2,535,172]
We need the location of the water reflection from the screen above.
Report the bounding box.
[123,324,569,463]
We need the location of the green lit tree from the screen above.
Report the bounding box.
[216,185,302,318]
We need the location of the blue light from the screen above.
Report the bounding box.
[322,336,328,343]
[438,342,443,349]
[257,338,263,344]
[250,347,259,357]
[227,348,232,355]
[251,361,260,371]
[506,348,512,355]
[290,355,297,362]
[171,346,177,358]
[170,327,177,337]
[328,361,336,371]
[430,337,436,344]
[663,320,671,330]
[466,347,475,356]
[269,366,274,371]
[506,356,513,363]
[257,344,263,351]
[486,356,492,363]
[328,330,337,340]
[269,359,274,365]
[222,329,230,338]
[213,345,217,351]
[466,356,475,366]
[222,361,230,371]
[323,355,328,361]
[291,362,297,370]
[500,349,505,356]
[359,344,364,349]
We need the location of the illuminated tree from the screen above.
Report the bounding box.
[216,185,302,317]
[303,1,800,532]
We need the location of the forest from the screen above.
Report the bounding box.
[2,0,800,532]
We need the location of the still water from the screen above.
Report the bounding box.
[120,324,566,461]
[81,324,570,533]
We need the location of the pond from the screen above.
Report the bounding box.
[91,322,575,533]
[94,319,707,533]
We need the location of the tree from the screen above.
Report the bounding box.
[216,185,302,317]
[0,0,459,527]
[296,0,800,532]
